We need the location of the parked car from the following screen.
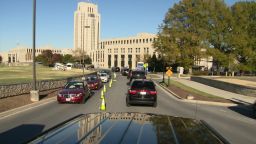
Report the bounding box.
[86,75,103,90]
[129,70,146,83]
[121,67,129,76]
[126,79,157,107]
[57,81,91,104]
[99,73,109,83]
[111,67,120,72]
[27,112,229,144]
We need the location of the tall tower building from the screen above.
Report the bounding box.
[74,2,100,66]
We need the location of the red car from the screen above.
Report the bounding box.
[57,81,91,104]
[86,75,103,90]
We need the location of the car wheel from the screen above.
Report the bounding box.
[126,97,130,107]
[153,101,157,107]
[80,97,85,104]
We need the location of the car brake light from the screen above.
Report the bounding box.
[149,91,157,95]
[129,90,137,95]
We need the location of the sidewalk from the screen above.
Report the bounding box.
[151,73,256,105]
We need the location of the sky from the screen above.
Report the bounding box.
[0,0,243,52]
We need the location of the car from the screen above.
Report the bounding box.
[121,67,129,76]
[129,70,146,83]
[111,67,120,72]
[99,73,109,83]
[98,69,112,78]
[126,79,157,107]
[86,75,103,90]
[57,81,91,104]
[27,112,230,144]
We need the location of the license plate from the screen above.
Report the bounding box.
[140,92,146,95]
[66,98,71,101]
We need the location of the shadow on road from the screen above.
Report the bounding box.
[0,124,45,144]
[228,104,256,119]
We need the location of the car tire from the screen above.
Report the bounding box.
[126,97,130,107]
[153,101,157,107]
[80,97,85,104]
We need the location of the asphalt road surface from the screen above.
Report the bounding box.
[0,74,256,144]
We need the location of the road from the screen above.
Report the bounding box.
[0,74,256,144]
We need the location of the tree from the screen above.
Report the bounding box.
[63,54,75,63]
[52,54,63,64]
[231,2,256,72]
[155,0,236,73]
[0,55,2,63]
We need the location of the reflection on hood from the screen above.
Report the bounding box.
[29,113,229,144]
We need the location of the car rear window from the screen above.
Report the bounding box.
[132,71,145,75]
[131,81,155,90]
[65,82,84,89]
[87,76,97,81]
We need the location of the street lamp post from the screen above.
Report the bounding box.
[30,0,39,101]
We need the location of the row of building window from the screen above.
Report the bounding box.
[101,38,156,46]
[107,48,149,54]
[26,49,61,53]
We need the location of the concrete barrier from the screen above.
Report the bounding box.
[0,72,96,98]
[191,76,256,97]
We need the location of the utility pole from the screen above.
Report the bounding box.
[30,0,39,101]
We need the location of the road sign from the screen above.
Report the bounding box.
[166,69,173,77]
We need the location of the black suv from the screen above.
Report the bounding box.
[129,70,146,83]
[121,68,129,76]
[111,67,120,72]
[126,79,157,107]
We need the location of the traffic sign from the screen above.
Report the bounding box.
[166,69,173,77]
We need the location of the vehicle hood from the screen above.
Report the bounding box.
[28,113,229,144]
[59,89,84,94]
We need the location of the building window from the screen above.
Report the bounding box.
[108,55,111,68]
[146,39,148,43]
[139,39,141,43]
[136,39,138,43]
[147,48,149,53]
[114,55,118,67]
[121,55,125,67]
[138,48,140,53]
[128,55,132,69]
[130,40,132,44]
[143,39,145,43]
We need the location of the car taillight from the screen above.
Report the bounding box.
[129,90,137,95]
[149,91,157,95]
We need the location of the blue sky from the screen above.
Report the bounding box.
[0,0,242,52]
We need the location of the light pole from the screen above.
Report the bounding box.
[30,0,39,101]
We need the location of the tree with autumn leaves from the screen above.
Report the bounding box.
[154,0,256,74]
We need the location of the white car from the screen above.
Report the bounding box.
[99,73,108,83]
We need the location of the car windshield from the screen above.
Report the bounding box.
[100,73,107,76]
[64,82,84,89]
[131,81,155,90]
[87,76,97,81]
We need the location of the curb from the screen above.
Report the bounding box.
[0,97,56,119]
[155,81,238,107]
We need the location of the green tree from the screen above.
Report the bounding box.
[155,0,236,73]
[63,54,75,63]
[0,55,2,63]
[231,2,256,72]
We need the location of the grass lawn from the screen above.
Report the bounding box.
[0,65,94,84]
[163,78,220,99]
